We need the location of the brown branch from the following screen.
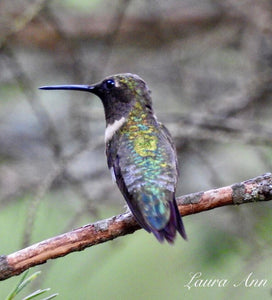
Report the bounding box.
[12,7,225,49]
[1,173,272,281]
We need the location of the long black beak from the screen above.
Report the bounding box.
[39,85,95,93]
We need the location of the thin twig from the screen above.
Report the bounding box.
[167,113,272,147]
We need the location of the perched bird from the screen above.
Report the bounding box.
[40,73,187,243]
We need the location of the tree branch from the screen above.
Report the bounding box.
[1,173,271,281]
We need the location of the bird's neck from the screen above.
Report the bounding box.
[104,100,155,143]
[126,100,153,124]
[119,100,157,136]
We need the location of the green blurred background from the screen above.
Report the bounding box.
[0,0,272,299]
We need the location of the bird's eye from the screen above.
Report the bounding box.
[104,79,115,90]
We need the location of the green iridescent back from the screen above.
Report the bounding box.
[115,99,178,230]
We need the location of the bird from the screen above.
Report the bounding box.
[40,73,187,243]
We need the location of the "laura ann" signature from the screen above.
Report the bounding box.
[184,272,268,290]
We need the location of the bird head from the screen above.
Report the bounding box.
[40,73,152,125]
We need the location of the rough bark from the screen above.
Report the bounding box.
[0,173,271,281]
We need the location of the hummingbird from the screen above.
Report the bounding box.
[40,73,187,243]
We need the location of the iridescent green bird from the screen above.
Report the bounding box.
[40,73,187,243]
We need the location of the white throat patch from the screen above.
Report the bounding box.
[105,117,126,143]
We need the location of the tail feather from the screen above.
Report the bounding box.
[151,199,187,244]
[124,191,187,244]
[172,197,187,240]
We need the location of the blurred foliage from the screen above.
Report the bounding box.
[0,0,272,299]
[5,270,58,300]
